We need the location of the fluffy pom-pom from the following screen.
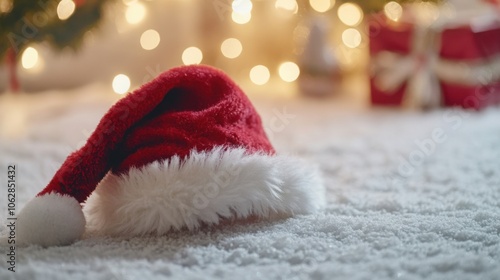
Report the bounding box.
[17,193,85,247]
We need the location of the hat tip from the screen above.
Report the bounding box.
[17,192,85,247]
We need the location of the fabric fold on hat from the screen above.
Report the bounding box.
[15,65,325,247]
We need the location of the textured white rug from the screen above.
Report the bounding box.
[0,87,499,280]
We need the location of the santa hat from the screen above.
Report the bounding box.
[16,65,325,247]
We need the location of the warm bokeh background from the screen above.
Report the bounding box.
[0,0,399,95]
[1,0,498,105]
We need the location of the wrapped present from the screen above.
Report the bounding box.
[369,2,500,110]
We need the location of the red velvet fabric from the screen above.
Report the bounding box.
[38,65,274,203]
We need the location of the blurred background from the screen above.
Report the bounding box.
[0,0,499,105]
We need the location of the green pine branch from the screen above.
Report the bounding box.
[0,0,111,60]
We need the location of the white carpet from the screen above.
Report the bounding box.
[1,86,499,280]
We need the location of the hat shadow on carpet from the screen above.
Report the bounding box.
[13,216,295,265]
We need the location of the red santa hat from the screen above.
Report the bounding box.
[16,65,325,247]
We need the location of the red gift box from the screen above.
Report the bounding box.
[369,10,500,110]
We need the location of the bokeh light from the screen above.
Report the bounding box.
[275,0,298,13]
[125,2,146,24]
[112,74,131,94]
[278,62,300,82]
[21,47,39,69]
[338,3,363,26]
[0,0,13,14]
[232,0,253,13]
[57,0,76,21]
[309,0,334,13]
[221,38,243,59]
[250,65,270,85]
[182,47,203,65]
[384,1,403,22]
[232,11,251,24]
[140,29,160,50]
[342,28,362,48]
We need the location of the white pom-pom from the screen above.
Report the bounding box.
[17,193,85,247]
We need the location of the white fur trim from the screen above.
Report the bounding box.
[17,193,85,247]
[84,147,325,237]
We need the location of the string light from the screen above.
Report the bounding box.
[140,29,160,50]
[232,0,253,13]
[275,0,298,14]
[125,2,146,25]
[232,11,251,24]
[112,74,131,94]
[232,0,252,24]
[57,0,76,21]
[309,0,334,13]
[338,3,363,26]
[278,62,300,82]
[250,65,270,85]
[182,47,203,65]
[221,38,243,59]
[384,1,403,22]
[342,28,362,48]
[21,47,39,69]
